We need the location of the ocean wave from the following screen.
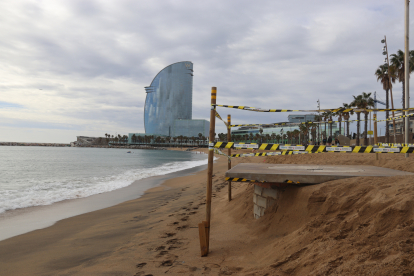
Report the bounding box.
[0,157,210,214]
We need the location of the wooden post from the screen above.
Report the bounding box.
[227,114,232,201]
[199,87,216,257]
[374,114,379,160]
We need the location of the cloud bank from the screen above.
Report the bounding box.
[0,0,410,142]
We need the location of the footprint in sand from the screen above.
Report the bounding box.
[180,216,189,221]
[156,250,169,258]
[160,260,173,267]
[161,232,176,238]
[166,238,182,245]
[176,225,188,230]
[136,263,147,268]
[203,263,220,272]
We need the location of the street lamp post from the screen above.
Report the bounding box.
[317,99,321,145]
[382,36,398,143]
[404,0,410,157]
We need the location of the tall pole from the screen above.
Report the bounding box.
[374,114,379,160]
[405,0,410,156]
[317,99,321,144]
[227,115,232,201]
[199,87,216,257]
[384,35,398,143]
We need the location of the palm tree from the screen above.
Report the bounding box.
[321,112,330,140]
[259,128,264,143]
[334,110,342,136]
[271,133,276,143]
[390,49,414,108]
[375,64,396,142]
[276,134,281,143]
[351,92,374,146]
[313,114,323,143]
[342,103,354,138]
[326,111,334,138]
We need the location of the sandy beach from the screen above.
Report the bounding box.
[1,149,414,275]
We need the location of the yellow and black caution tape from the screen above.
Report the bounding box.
[230,118,370,128]
[214,104,414,113]
[376,113,414,122]
[228,151,309,157]
[215,111,228,127]
[210,142,414,154]
[377,143,414,147]
[213,148,232,161]
[210,142,305,151]
[225,177,301,184]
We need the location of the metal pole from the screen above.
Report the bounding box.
[384,36,398,143]
[227,114,232,201]
[317,99,320,144]
[374,114,379,160]
[199,87,216,257]
[405,0,410,156]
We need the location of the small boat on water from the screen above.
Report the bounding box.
[127,151,131,153]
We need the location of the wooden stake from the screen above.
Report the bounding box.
[198,221,208,256]
[227,114,232,201]
[200,87,217,257]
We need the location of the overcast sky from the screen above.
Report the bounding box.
[0,0,412,143]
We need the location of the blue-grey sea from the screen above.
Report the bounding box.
[0,146,208,215]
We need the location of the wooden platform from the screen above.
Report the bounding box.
[225,164,414,184]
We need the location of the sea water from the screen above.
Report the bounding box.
[0,146,208,215]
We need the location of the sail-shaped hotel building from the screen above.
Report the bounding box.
[143,61,209,138]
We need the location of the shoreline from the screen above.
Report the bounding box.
[0,148,209,242]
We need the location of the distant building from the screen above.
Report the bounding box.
[388,110,414,135]
[231,114,341,140]
[143,61,209,138]
[287,114,317,123]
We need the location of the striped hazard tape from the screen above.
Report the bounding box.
[210,142,305,151]
[228,151,309,157]
[377,143,414,147]
[214,104,414,113]
[225,177,301,184]
[215,111,228,127]
[377,113,414,122]
[210,142,414,154]
[230,118,371,128]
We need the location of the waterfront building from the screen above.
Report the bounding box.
[231,114,341,142]
[142,61,209,139]
[388,110,414,135]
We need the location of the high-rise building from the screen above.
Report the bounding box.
[143,61,209,138]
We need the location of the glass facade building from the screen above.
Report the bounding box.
[143,61,209,138]
[172,119,209,137]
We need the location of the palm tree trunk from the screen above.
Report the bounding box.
[364,112,369,146]
[330,122,333,137]
[347,121,350,139]
[386,89,390,143]
[339,118,342,136]
[356,113,361,146]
